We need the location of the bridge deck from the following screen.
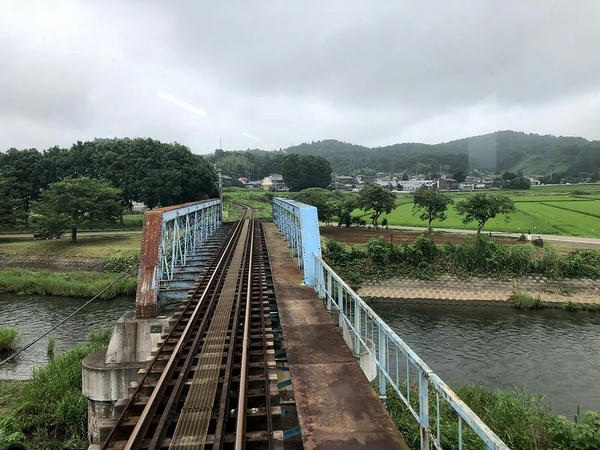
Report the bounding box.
[264,224,408,450]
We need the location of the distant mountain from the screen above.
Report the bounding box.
[211,131,600,179]
[281,131,600,176]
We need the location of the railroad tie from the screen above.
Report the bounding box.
[170,219,250,450]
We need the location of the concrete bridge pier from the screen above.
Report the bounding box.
[82,312,171,442]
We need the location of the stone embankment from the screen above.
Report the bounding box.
[359,275,600,307]
[0,251,105,272]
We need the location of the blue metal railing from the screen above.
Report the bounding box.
[159,199,221,281]
[272,197,321,285]
[272,197,509,450]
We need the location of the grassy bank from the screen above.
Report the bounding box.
[0,231,141,259]
[0,327,112,449]
[0,326,20,352]
[386,384,600,449]
[324,235,600,291]
[222,187,276,221]
[0,269,137,299]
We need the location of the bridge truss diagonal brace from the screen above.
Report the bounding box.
[136,199,222,319]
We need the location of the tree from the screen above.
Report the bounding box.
[0,178,26,230]
[0,148,48,208]
[292,188,336,224]
[357,183,395,228]
[502,171,517,181]
[455,193,516,233]
[411,186,453,234]
[333,194,358,227]
[503,176,531,190]
[452,168,467,183]
[30,177,122,241]
[401,173,409,181]
[281,153,332,191]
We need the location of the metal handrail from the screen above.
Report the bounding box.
[271,196,509,450]
[313,254,509,450]
[272,197,320,285]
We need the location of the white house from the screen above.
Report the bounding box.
[396,180,436,191]
[261,174,286,191]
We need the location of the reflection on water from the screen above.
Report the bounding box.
[0,293,133,380]
[371,301,600,417]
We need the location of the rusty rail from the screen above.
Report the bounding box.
[101,206,285,449]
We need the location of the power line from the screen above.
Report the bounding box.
[0,262,139,368]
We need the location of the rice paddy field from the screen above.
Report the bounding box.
[362,184,600,238]
[219,185,600,238]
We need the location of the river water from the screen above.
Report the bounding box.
[371,301,600,417]
[0,293,132,380]
[2,293,599,416]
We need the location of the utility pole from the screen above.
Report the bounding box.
[214,163,223,219]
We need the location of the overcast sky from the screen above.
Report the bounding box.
[1,1,599,154]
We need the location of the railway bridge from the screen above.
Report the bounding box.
[83,198,508,450]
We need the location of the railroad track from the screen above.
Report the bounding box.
[100,206,290,449]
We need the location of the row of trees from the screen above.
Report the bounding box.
[292,184,516,235]
[0,138,218,231]
[413,188,515,233]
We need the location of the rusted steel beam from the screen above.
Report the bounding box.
[136,210,162,318]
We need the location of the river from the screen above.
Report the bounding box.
[0,293,132,380]
[2,293,599,417]
[371,301,600,417]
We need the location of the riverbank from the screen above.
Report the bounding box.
[360,275,600,309]
[0,328,112,449]
[0,231,140,273]
[385,384,600,449]
[0,269,136,299]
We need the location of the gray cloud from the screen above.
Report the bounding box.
[1,0,599,153]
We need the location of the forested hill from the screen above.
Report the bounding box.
[282,131,600,176]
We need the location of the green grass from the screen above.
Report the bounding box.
[0,326,20,352]
[511,292,541,310]
[47,336,57,356]
[353,188,600,238]
[0,269,137,299]
[222,188,275,221]
[385,383,600,449]
[0,232,141,259]
[121,214,144,228]
[561,301,579,312]
[323,236,600,290]
[0,327,113,449]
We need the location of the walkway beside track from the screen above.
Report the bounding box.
[264,223,408,450]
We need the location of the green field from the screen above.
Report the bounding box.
[214,185,600,238]
[357,185,600,238]
[0,231,141,258]
[222,188,275,221]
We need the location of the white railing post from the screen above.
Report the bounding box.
[353,296,361,357]
[419,371,430,450]
[378,325,387,401]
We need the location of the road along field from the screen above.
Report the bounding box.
[320,226,519,245]
[355,185,600,238]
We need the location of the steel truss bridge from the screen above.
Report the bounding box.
[93,197,509,450]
